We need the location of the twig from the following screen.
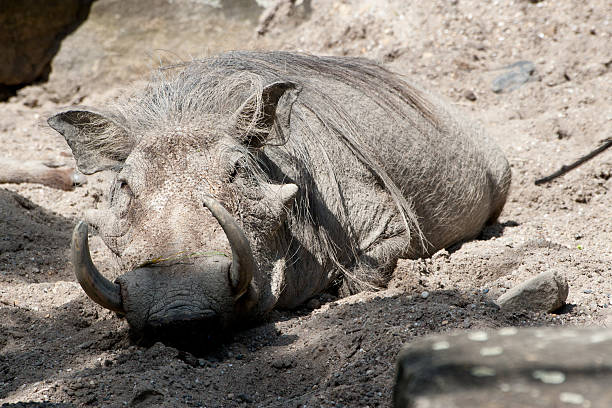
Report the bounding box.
[535,138,612,185]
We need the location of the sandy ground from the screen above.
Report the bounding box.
[0,0,610,407]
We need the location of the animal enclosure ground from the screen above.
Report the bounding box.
[1,0,610,407]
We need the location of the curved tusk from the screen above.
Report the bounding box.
[72,221,124,313]
[202,196,255,299]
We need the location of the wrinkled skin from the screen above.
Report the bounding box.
[79,121,284,332]
[48,51,511,338]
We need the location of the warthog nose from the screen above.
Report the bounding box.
[148,305,217,328]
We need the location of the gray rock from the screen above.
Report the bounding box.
[0,0,93,88]
[496,270,568,313]
[463,89,477,101]
[394,327,612,407]
[491,61,537,93]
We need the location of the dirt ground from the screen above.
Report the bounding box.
[1,0,610,407]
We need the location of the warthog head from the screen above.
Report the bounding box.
[49,69,301,337]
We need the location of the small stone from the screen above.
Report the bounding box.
[420,291,430,299]
[496,270,569,313]
[584,289,593,294]
[271,357,295,369]
[463,89,477,101]
[78,340,95,349]
[492,61,536,93]
[237,393,252,403]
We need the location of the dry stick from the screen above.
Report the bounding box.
[535,138,612,185]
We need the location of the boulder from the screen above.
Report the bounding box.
[0,0,93,87]
[394,327,612,407]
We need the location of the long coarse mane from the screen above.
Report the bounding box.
[109,51,442,290]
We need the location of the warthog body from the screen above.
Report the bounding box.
[48,51,510,336]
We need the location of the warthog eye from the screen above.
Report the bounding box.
[228,157,248,184]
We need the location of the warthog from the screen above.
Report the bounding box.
[48,51,510,336]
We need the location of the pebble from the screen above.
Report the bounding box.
[463,90,477,101]
[492,61,536,93]
[237,393,252,403]
[421,291,430,299]
[271,357,295,369]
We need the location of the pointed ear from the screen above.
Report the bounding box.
[47,108,131,175]
[234,81,301,148]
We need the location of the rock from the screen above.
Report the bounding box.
[491,61,537,93]
[463,90,477,101]
[237,393,253,403]
[394,327,612,407]
[0,0,94,89]
[130,387,164,407]
[271,356,296,369]
[495,270,568,313]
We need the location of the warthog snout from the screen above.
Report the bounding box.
[71,196,258,334]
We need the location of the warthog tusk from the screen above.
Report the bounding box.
[72,221,124,313]
[202,196,255,299]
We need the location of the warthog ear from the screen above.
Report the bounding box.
[48,108,131,175]
[234,81,301,148]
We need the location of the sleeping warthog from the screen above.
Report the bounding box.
[48,51,510,336]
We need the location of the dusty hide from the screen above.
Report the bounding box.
[52,50,510,305]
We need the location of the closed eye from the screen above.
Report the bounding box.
[228,158,248,183]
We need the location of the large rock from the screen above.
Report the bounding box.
[0,0,93,87]
[42,0,266,102]
[496,270,569,313]
[394,327,612,408]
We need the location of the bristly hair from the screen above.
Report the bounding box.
[107,51,441,290]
